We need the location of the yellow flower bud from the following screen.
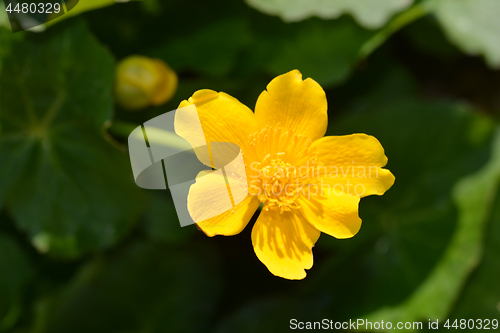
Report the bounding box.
[114,56,178,110]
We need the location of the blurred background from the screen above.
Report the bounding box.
[0,0,499,332]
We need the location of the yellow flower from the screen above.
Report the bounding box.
[114,55,178,110]
[176,70,395,280]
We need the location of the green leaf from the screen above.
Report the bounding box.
[0,21,144,258]
[142,191,196,245]
[0,2,9,29]
[245,0,414,29]
[430,0,500,68]
[403,16,461,59]
[451,193,500,319]
[147,10,372,87]
[45,0,119,28]
[0,234,34,331]
[0,29,11,73]
[32,241,223,333]
[304,99,497,323]
[359,127,500,327]
[215,297,324,333]
[149,18,250,77]
[0,27,23,73]
[244,17,374,88]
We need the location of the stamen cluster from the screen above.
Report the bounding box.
[247,127,323,213]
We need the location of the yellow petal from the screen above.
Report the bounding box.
[188,170,260,237]
[312,134,395,197]
[251,210,320,280]
[255,70,328,142]
[176,90,258,166]
[298,192,361,239]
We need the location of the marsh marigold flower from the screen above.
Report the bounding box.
[176,70,395,280]
[115,55,178,110]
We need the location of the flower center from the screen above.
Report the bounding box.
[247,127,323,213]
[250,156,302,213]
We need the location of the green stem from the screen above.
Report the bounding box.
[107,120,139,138]
[108,120,193,152]
[357,3,431,60]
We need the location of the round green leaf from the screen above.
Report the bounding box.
[32,241,223,333]
[431,0,500,68]
[0,21,145,258]
[245,0,414,29]
[0,234,34,330]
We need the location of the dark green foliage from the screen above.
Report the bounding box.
[0,0,499,332]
